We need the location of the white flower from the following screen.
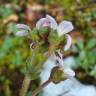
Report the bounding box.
[57,21,73,36]
[55,51,75,78]
[16,30,28,36]
[16,24,31,36]
[36,14,74,51]
[58,60,75,78]
[64,34,72,51]
[36,15,57,30]
[64,68,75,78]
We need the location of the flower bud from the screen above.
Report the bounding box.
[49,66,66,84]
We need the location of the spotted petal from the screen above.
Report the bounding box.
[64,34,72,51]
[57,21,74,36]
[46,14,57,30]
[36,18,48,29]
[16,24,31,31]
[16,30,28,36]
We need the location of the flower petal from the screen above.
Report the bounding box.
[56,56,64,67]
[16,24,31,31]
[57,21,74,36]
[64,68,75,78]
[56,50,63,59]
[64,34,72,51]
[36,15,57,30]
[36,18,48,29]
[16,30,28,36]
[46,14,58,30]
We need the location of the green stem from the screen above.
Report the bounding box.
[4,83,11,96]
[19,75,31,96]
[32,79,51,96]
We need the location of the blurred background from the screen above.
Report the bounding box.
[0,0,96,96]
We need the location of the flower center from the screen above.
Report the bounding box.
[43,21,51,27]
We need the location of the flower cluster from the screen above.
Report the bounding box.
[16,14,75,82]
[16,15,73,51]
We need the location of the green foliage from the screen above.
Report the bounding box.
[31,28,40,41]
[86,38,96,49]
[76,39,84,50]
[0,5,14,19]
[25,48,47,80]
[75,39,96,78]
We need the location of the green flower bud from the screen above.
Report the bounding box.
[49,66,66,84]
[49,30,59,44]
[38,28,50,41]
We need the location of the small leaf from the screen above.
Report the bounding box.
[76,40,84,50]
[86,38,96,49]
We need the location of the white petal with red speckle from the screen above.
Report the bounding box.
[46,14,58,30]
[36,18,48,29]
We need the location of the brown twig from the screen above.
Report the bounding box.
[32,79,51,96]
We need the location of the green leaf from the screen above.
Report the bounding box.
[86,38,96,49]
[76,40,84,50]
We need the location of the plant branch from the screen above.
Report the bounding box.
[32,79,51,96]
[19,75,31,96]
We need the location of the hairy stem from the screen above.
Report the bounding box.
[32,79,51,96]
[19,75,31,96]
